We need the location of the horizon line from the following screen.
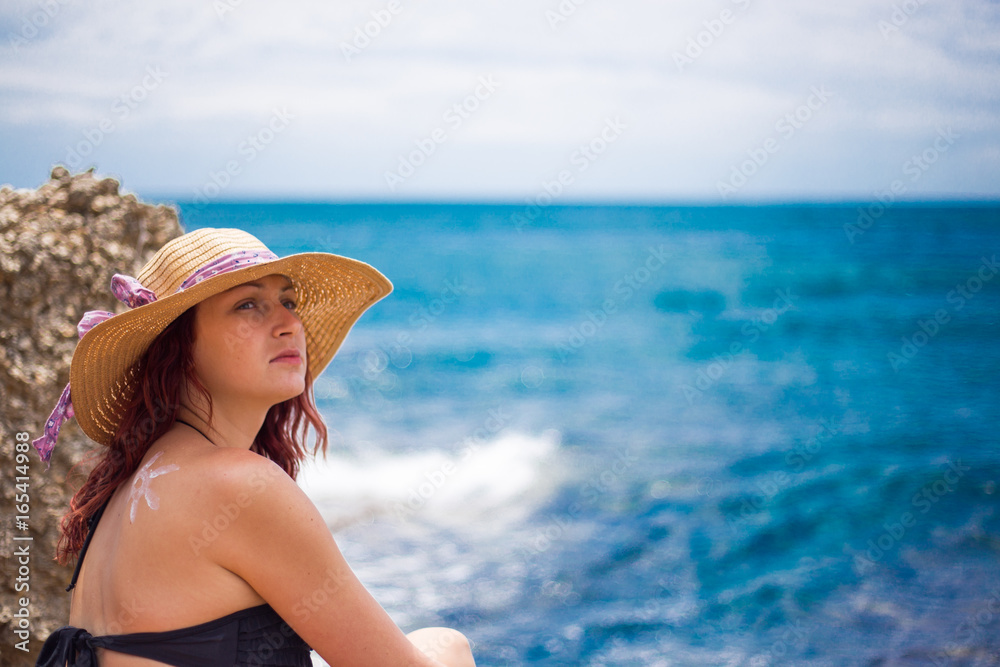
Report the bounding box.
[146,195,1000,208]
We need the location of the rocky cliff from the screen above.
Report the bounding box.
[0,167,182,665]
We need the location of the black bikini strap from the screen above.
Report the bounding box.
[66,496,112,592]
[177,418,215,446]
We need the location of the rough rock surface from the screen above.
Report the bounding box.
[0,166,182,665]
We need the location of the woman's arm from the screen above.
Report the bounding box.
[200,451,474,667]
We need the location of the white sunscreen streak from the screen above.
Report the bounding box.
[128,451,180,523]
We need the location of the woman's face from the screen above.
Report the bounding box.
[189,273,308,411]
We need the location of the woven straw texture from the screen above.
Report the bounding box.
[69,228,392,446]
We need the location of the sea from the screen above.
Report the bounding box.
[175,201,1000,666]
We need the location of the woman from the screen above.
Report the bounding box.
[33,228,477,666]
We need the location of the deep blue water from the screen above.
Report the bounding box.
[176,202,1000,666]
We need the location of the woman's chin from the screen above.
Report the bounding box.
[277,380,307,403]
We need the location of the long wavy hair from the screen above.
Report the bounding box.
[57,305,329,565]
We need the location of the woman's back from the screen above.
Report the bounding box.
[70,429,264,634]
[62,427,310,666]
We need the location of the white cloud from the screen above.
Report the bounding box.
[0,0,997,199]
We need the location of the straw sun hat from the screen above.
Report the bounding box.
[33,227,392,463]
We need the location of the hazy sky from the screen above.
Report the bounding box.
[1,0,997,202]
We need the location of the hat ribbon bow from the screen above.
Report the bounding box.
[31,275,157,464]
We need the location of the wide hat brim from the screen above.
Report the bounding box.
[69,249,391,446]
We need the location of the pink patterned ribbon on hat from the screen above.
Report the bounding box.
[31,311,97,463]
[31,249,278,465]
[31,275,156,465]
[111,274,157,309]
[179,249,278,291]
[34,384,74,464]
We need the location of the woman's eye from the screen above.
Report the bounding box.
[236,300,297,311]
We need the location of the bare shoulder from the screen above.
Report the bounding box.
[184,445,299,504]
[188,445,329,562]
[168,445,310,545]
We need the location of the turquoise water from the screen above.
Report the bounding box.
[177,202,1000,666]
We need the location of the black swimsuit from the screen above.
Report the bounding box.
[36,433,313,667]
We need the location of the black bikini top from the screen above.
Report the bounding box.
[37,438,312,667]
[36,604,310,667]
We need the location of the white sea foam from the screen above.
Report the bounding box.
[298,429,563,532]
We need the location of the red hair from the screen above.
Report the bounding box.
[57,306,329,565]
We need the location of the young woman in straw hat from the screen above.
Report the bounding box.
[34,228,476,667]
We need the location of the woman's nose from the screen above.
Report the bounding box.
[267,300,302,333]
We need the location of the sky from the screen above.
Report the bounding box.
[0,0,998,203]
